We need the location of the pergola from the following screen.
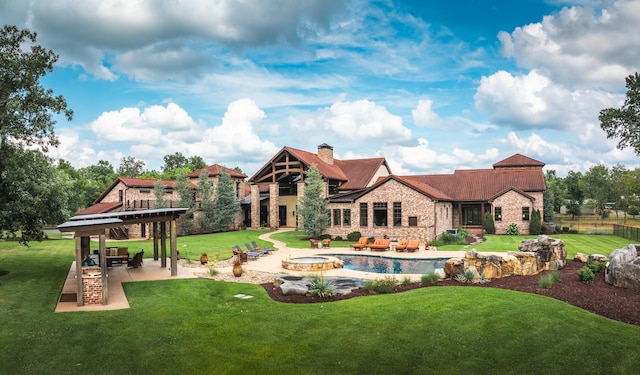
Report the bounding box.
[57,208,188,306]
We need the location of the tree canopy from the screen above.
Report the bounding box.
[0,25,73,243]
[599,72,640,154]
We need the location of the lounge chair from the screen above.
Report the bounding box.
[251,241,273,254]
[245,243,268,257]
[369,238,391,251]
[322,239,331,248]
[351,237,369,251]
[406,240,420,252]
[395,239,409,252]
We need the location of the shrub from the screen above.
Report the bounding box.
[432,227,468,246]
[530,209,542,235]
[308,274,336,297]
[506,223,520,235]
[334,235,343,241]
[578,266,595,284]
[484,212,495,234]
[346,231,362,241]
[363,276,397,293]
[421,272,440,285]
[401,276,412,286]
[454,269,477,283]
[562,226,570,232]
[538,271,560,289]
[208,268,219,276]
[587,257,606,274]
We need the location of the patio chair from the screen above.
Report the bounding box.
[244,243,266,258]
[127,250,144,268]
[369,238,391,251]
[351,237,369,251]
[406,240,420,252]
[233,245,250,263]
[322,239,331,248]
[395,239,409,252]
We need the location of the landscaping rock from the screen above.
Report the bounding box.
[574,253,589,263]
[274,274,364,296]
[605,244,640,292]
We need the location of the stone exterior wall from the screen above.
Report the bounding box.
[269,183,278,229]
[327,179,442,243]
[491,190,543,235]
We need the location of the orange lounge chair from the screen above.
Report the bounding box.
[352,237,369,251]
[406,240,420,252]
[395,239,409,252]
[369,238,391,251]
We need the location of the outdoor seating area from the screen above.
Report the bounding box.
[369,238,391,251]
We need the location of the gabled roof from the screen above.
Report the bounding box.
[249,146,388,190]
[94,177,195,204]
[487,186,536,202]
[188,164,247,179]
[402,168,545,202]
[330,175,452,203]
[493,153,545,169]
[75,202,122,216]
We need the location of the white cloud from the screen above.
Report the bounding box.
[49,129,119,168]
[475,70,619,131]
[300,100,412,143]
[412,99,443,128]
[498,0,640,90]
[90,102,199,143]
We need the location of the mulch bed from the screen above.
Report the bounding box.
[262,260,640,327]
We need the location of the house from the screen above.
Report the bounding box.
[247,144,545,241]
[78,164,247,239]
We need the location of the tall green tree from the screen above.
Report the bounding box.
[162,152,188,173]
[564,171,584,219]
[212,168,241,231]
[196,170,215,232]
[529,209,542,235]
[0,25,73,243]
[153,180,168,209]
[544,170,565,215]
[599,72,640,154]
[117,156,145,177]
[187,156,207,171]
[583,164,611,220]
[298,164,329,238]
[174,172,195,235]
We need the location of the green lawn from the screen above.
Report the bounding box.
[1,232,640,374]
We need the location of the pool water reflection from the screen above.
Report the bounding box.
[327,254,448,274]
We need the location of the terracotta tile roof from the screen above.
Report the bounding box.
[402,168,545,202]
[334,158,389,190]
[94,177,195,204]
[188,164,247,179]
[76,202,122,215]
[493,153,545,168]
[284,147,349,181]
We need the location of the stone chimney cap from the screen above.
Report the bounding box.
[318,143,333,150]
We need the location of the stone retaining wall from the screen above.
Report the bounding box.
[444,235,567,279]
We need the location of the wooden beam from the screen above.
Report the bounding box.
[153,222,159,261]
[170,219,177,277]
[99,235,108,305]
[160,221,167,268]
[75,237,83,307]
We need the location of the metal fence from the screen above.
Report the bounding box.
[613,224,640,242]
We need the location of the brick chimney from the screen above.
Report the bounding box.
[317,143,334,165]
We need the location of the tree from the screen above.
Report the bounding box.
[197,170,215,232]
[0,26,73,243]
[174,172,195,235]
[543,189,555,223]
[483,212,495,234]
[529,209,542,235]
[564,171,584,219]
[212,168,241,231]
[162,152,188,173]
[544,170,565,215]
[187,156,207,172]
[117,156,145,177]
[153,180,168,209]
[583,164,611,220]
[599,72,640,155]
[298,164,329,238]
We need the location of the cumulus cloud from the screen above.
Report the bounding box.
[498,0,640,90]
[474,70,619,131]
[412,99,443,128]
[90,102,199,143]
[300,100,412,143]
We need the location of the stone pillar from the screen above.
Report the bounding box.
[82,268,103,305]
[296,184,304,230]
[269,183,278,229]
[251,185,260,229]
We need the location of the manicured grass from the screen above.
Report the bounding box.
[1,233,640,373]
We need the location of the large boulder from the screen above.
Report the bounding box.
[605,244,640,291]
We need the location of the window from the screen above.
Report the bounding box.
[408,216,418,227]
[236,182,241,199]
[462,205,482,225]
[333,209,341,226]
[494,207,502,222]
[522,207,530,221]
[343,209,351,226]
[360,203,368,226]
[373,202,388,226]
[393,202,402,226]
[118,190,123,202]
[140,189,150,194]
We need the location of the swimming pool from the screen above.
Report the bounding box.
[327,254,448,274]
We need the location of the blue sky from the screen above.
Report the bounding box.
[2,0,639,177]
